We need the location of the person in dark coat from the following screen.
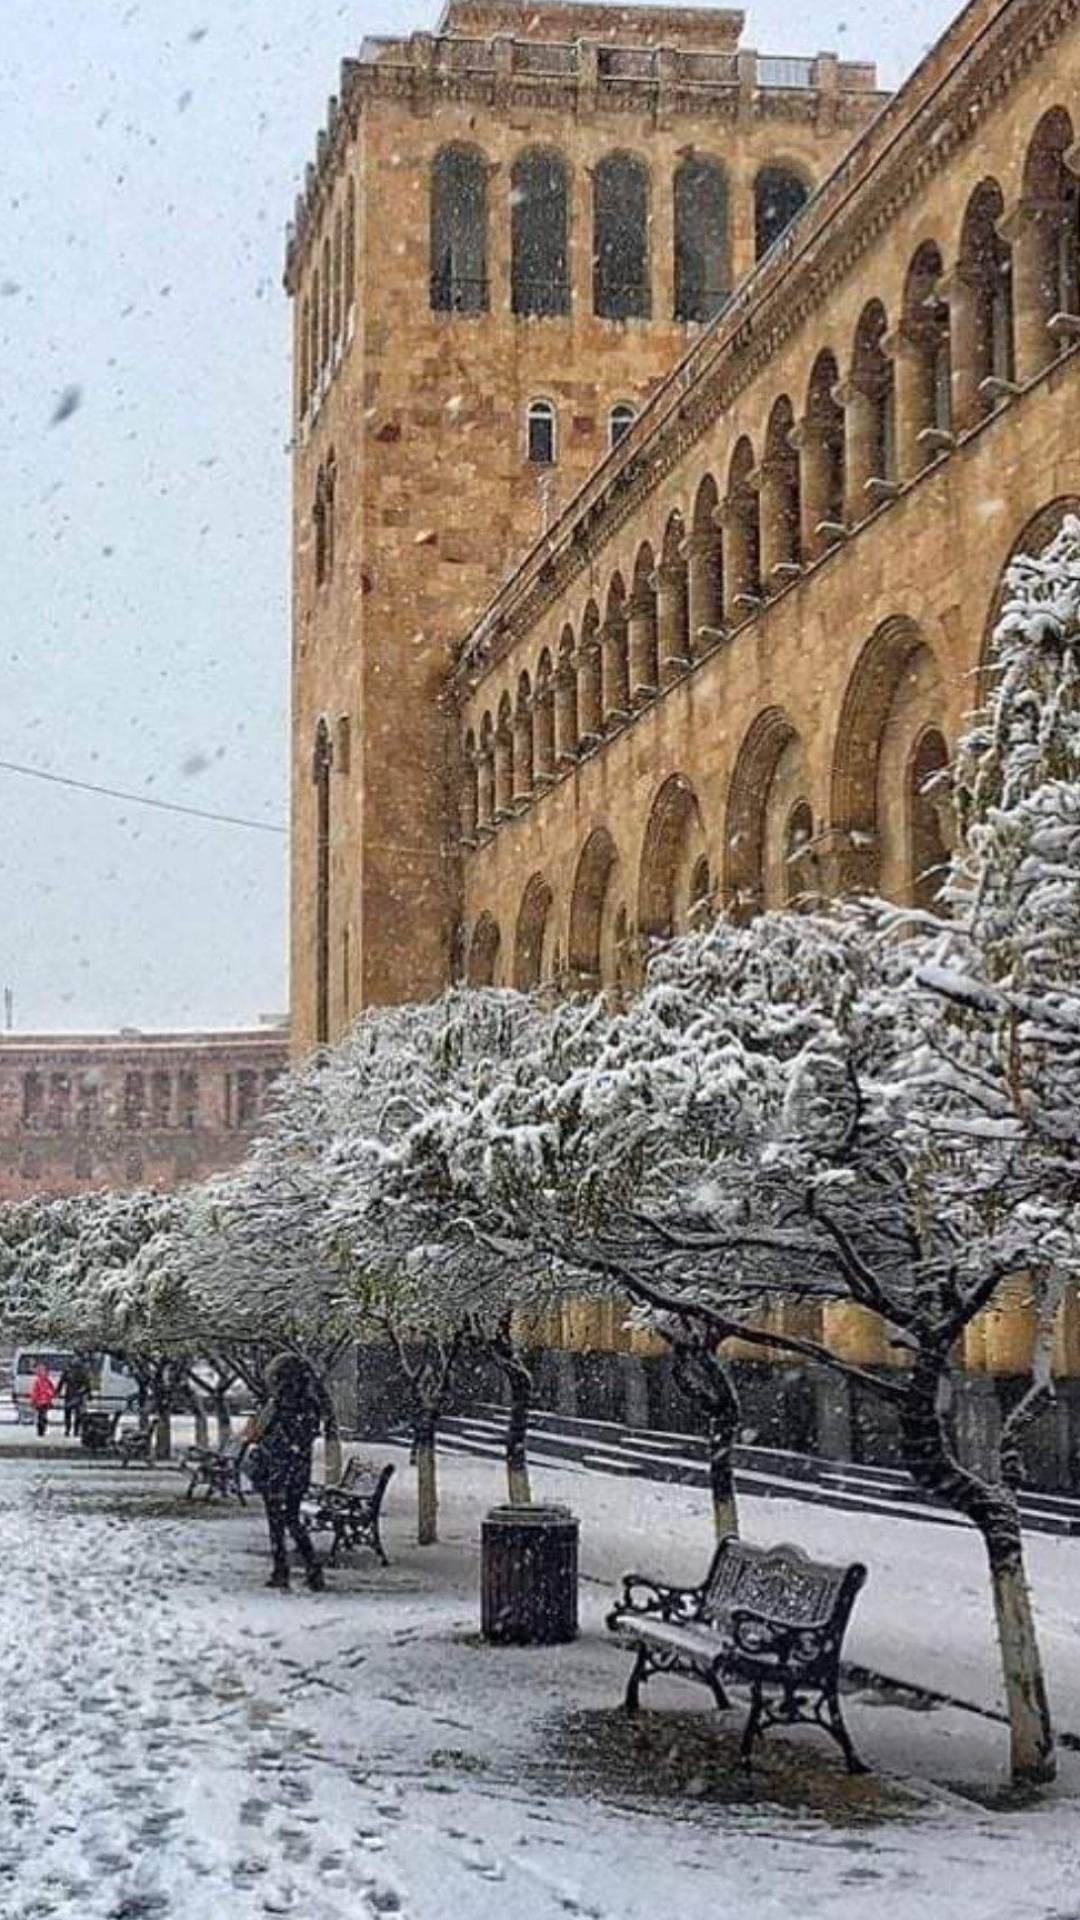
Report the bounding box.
[58,1356,93,1438]
[254,1353,325,1591]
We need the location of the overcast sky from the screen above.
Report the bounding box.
[0,0,957,1034]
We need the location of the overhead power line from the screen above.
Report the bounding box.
[0,756,288,836]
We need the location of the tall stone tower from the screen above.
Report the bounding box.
[285,0,885,1050]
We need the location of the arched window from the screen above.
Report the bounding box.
[332,207,343,343]
[309,271,320,392]
[320,239,332,370]
[298,299,311,417]
[313,451,336,586]
[609,402,635,449]
[1019,110,1080,374]
[593,153,650,320]
[511,150,570,317]
[761,394,801,584]
[345,178,356,319]
[784,799,815,903]
[754,166,810,260]
[430,146,488,313]
[958,181,1014,421]
[723,437,761,619]
[851,300,895,502]
[902,243,951,471]
[674,156,730,323]
[526,398,556,465]
[803,349,845,554]
[908,729,950,911]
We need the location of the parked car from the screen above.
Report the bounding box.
[12,1349,139,1424]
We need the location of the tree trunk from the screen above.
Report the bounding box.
[192,1400,210,1448]
[495,1339,533,1506]
[153,1410,172,1460]
[323,1400,343,1484]
[900,1349,1055,1787]
[213,1390,232,1445]
[674,1343,740,1539]
[415,1420,438,1545]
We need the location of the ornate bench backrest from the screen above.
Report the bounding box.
[342,1460,393,1507]
[701,1540,855,1631]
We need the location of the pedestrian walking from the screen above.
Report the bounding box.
[249,1354,325,1592]
[57,1356,92,1438]
[29,1362,57,1438]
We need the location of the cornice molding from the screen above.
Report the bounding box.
[456,0,1080,684]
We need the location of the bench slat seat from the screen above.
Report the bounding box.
[182,1435,249,1505]
[301,1460,394,1567]
[607,1536,868,1773]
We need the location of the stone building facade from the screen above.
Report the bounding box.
[289,0,1080,1478]
[0,1029,289,1203]
[286,0,884,1044]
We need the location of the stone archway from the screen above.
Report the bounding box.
[981,497,1080,689]
[830,616,947,900]
[466,912,501,986]
[637,773,708,942]
[513,872,555,990]
[724,707,800,915]
[568,826,622,989]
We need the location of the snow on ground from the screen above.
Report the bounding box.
[1,1434,1078,1920]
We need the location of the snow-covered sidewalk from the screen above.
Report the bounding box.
[1,1441,1078,1920]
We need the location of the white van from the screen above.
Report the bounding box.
[12,1349,140,1424]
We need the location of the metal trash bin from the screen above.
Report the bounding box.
[481,1504,579,1645]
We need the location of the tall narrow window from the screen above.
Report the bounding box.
[593,154,650,320]
[345,178,357,319]
[609,402,635,449]
[299,299,311,417]
[308,274,320,393]
[332,207,343,343]
[178,1070,199,1130]
[511,150,570,317]
[124,1072,145,1131]
[754,165,810,260]
[430,146,488,313]
[526,399,556,465]
[313,452,336,586]
[150,1071,172,1129]
[320,238,331,370]
[674,156,730,323]
[313,719,333,1048]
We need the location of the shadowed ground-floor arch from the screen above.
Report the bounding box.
[637,773,710,942]
[724,707,803,916]
[466,911,501,986]
[513,872,556,989]
[830,616,948,901]
[568,826,627,990]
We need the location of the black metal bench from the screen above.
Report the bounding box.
[607,1536,868,1773]
[301,1459,394,1566]
[182,1434,250,1504]
[114,1419,160,1467]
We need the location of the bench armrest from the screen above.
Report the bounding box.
[729,1609,827,1667]
[607,1572,704,1629]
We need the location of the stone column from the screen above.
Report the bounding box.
[1005,197,1058,382]
[601,615,630,727]
[460,753,479,842]
[718,495,759,624]
[571,153,592,320]
[792,419,834,561]
[554,658,579,763]
[942,264,983,433]
[493,722,513,820]
[657,559,690,681]
[512,704,534,805]
[476,746,495,833]
[835,377,875,524]
[889,324,932,482]
[578,639,603,744]
[534,684,556,785]
[687,527,723,654]
[758,455,799,588]
[628,589,659,703]
[651,139,674,323]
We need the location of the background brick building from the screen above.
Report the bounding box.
[0,1027,289,1202]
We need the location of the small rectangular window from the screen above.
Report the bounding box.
[527,403,555,465]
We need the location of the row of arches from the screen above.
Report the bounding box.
[431,144,811,322]
[461,108,1080,829]
[465,620,951,991]
[298,177,357,418]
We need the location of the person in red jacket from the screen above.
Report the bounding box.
[29,1362,57,1437]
